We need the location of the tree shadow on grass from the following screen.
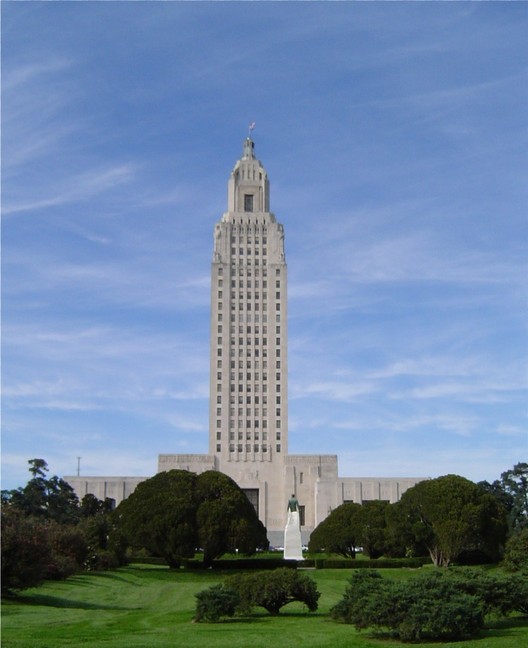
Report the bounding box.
[7,592,135,611]
[203,611,325,624]
[199,617,270,625]
[482,616,528,638]
[69,571,140,586]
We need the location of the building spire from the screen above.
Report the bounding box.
[242,122,256,159]
[242,137,255,159]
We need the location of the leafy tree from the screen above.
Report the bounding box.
[115,469,267,568]
[46,522,88,580]
[479,462,528,533]
[1,461,127,590]
[395,474,507,567]
[115,470,199,568]
[227,568,320,616]
[76,493,127,569]
[45,476,81,524]
[79,506,128,570]
[196,471,267,566]
[309,501,394,559]
[500,462,528,532]
[384,501,425,558]
[356,500,390,559]
[80,493,114,517]
[502,526,528,572]
[28,458,49,479]
[1,508,52,593]
[2,459,80,524]
[308,502,362,558]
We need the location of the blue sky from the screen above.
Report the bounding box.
[2,1,527,490]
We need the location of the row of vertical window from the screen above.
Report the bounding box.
[216,348,281,358]
[230,234,267,244]
[215,444,281,454]
[231,247,267,256]
[216,396,283,407]
[228,280,277,288]
[217,304,282,316]
[218,292,281,301]
[217,372,279,382]
[216,418,282,428]
[217,424,282,435]
[216,314,277,324]
[217,371,282,381]
[219,431,281,440]
[218,407,270,416]
[231,259,267,267]
[218,292,281,300]
[216,360,281,370]
[217,325,280,335]
[217,338,282,348]
[219,431,271,440]
[217,395,269,404]
[216,268,281,277]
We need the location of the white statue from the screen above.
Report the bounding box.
[283,494,303,560]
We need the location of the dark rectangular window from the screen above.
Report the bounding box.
[243,488,259,516]
[244,194,254,212]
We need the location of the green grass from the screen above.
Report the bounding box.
[1,565,527,648]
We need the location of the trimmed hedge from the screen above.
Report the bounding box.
[315,556,430,569]
[187,558,298,570]
[135,555,429,570]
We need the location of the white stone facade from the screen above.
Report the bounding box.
[65,137,426,547]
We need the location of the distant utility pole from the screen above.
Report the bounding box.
[77,456,81,477]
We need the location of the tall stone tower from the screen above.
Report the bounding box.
[210,136,287,463]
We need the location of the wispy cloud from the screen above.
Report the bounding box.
[2,59,73,91]
[3,164,137,216]
[3,321,209,415]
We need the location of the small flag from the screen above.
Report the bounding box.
[249,121,256,133]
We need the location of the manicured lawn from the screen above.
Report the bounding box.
[1,564,527,648]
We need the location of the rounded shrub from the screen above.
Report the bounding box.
[194,584,240,622]
[331,569,485,641]
[227,567,320,616]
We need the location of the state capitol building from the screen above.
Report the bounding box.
[66,136,424,546]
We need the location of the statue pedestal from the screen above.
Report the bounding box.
[283,510,303,560]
